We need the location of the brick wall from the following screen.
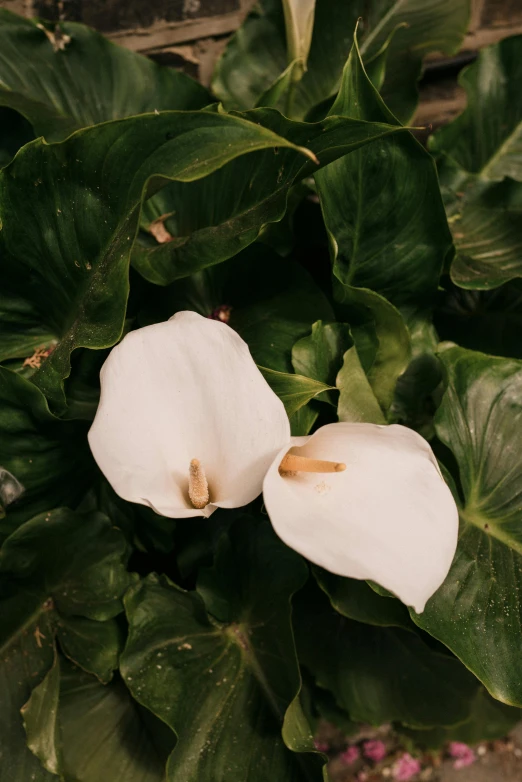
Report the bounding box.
[0,0,255,83]
[1,0,522,104]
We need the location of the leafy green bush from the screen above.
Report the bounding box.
[1,2,522,780]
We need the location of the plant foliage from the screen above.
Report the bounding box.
[1,3,522,780]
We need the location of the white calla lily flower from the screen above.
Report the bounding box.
[263,423,458,613]
[88,311,291,519]
[283,0,316,71]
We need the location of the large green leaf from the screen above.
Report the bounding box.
[0,508,132,652]
[0,10,209,142]
[0,291,56,364]
[411,347,522,706]
[24,656,175,782]
[212,0,469,121]
[334,283,411,415]
[55,615,125,686]
[0,367,94,539]
[80,475,180,556]
[22,651,62,776]
[294,584,478,729]
[212,0,288,113]
[0,110,314,410]
[314,568,412,630]
[431,35,522,182]
[138,244,334,372]
[357,0,470,123]
[0,612,56,782]
[0,109,404,411]
[336,345,386,424]
[315,32,452,307]
[390,309,444,437]
[449,178,522,290]
[133,108,408,286]
[61,662,175,782]
[291,321,352,401]
[121,520,325,782]
[392,352,444,438]
[0,509,132,780]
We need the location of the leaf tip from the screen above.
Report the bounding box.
[298,146,319,165]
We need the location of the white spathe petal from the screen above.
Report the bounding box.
[283,0,316,67]
[263,423,459,613]
[88,311,290,518]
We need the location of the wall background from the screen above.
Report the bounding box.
[1,0,522,121]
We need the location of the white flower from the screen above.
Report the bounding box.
[283,0,316,71]
[88,311,290,519]
[263,423,458,613]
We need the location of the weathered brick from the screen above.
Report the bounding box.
[32,0,240,32]
[480,0,522,26]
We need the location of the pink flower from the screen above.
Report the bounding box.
[393,753,421,781]
[209,304,232,323]
[314,739,329,753]
[340,745,360,765]
[448,742,476,769]
[363,739,387,762]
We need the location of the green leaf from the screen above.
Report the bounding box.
[256,60,303,112]
[0,509,132,779]
[294,583,478,728]
[1,508,132,619]
[212,0,287,113]
[411,346,522,706]
[80,476,178,556]
[22,652,62,776]
[357,0,470,123]
[403,307,440,357]
[399,687,521,749]
[260,366,334,416]
[55,615,124,685]
[0,110,328,411]
[392,353,444,438]
[292,320,352,390]
[336,345,386,424]
[59,661,175,782]
[449,178,522,290]
[0,612,56,782]
[289,403,320,436]
[314,568,412,630]
[121,520,325,782]
[0,10,210,141]
[431,34,522,181]
[0,290,56,364]
[132,108,407,287]
[138,244,334,373]
[213,0,469,121]
[24,655,176,782]
[315,31,452,307]
[335,283,411,414]
[362,22,406,93]
[0,367,94,538]
[391,310,443,436]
